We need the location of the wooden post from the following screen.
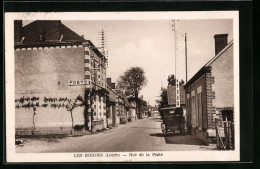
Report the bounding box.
[224,122,228,148]
[215,121,220,149]
[231,122,235,150]
[228,121,232,150]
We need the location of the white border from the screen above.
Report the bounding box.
[5,11,239,162]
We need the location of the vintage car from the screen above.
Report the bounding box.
[160,107,185,136]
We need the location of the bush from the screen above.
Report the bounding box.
[74,124,85,131]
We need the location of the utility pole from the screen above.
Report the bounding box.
[172,20,180,107]
[185,33,188,83]
[98,29,108,88]
[99,29,108,127]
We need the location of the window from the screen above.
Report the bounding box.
[197,92,202,128]
[222,110,233,122]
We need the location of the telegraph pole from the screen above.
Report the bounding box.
[98,29,108,88]
[172,20,180,107]
[185,33,187,83]
[99,29,109,128]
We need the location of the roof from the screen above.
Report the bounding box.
[106,85,118,103]
[167,85,186,105]
[184,40,233,89]
[124,98,135,109]
[18,20,85,43]
[114,89,122,95]
[14,20,104,58]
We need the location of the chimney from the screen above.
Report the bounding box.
[14,20,22,43]
[107,78,112,85]
[107,78,112,88]
[111,83,115,89]
[214,34,228,55]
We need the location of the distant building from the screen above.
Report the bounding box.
[167,85,186,119]
[105,77,137,126]
[184,34,234,144]
[14,20,107,135]
[106,78,120,127]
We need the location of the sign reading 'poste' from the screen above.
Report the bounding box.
[67,80,91,86]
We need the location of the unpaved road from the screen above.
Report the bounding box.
[16,115,216,153]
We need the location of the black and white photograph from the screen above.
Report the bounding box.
[5,11,239,162]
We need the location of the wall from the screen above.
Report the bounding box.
[211,45,234,108]
[186,75,207,130]
[130,108,136,121]
[15,47,86,135]
[107,106,113,127]
[89,49,106,89]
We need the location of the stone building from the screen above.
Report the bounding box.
[184,34,234,144]
[14,20,107,135]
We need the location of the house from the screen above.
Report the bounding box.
[167,85,186,120]
[184,34,234,144]
[127,99,137,121]
[113,89,128,124]
[14,20,107,135]
[106,78,120,127]
[105,77,137,126]
[124,97,136,121]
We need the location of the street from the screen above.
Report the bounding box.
[16,114,216,153]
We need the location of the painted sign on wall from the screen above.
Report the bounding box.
[67,80,90,86]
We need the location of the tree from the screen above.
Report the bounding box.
[66,95,84,135]
[155,88,168,118]
[167,74,185,86]
[118,67,147,117]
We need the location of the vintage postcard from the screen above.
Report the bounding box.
[5,11,239,162]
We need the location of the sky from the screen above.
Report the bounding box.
[24,19,233,106]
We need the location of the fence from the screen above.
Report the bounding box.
[215,118,235,150]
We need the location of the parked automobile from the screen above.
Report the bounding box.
[160,107,185,136]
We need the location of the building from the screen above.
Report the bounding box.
[14,20,107,135]
[124,97,136,121]
[106,78,120,127]
[167,85,186,119]
[106,78,136,125]
[184,34,234,144]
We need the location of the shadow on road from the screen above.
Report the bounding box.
[131,127,161,130]
[149,133,165,137]
[150,117,163,122]
[150,132,206,145]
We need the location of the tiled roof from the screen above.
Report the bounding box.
[167,85,186,105]
[14,20,104,58]
[106,85,118,103]
[19,20,85,43]
[124,98,135,109]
